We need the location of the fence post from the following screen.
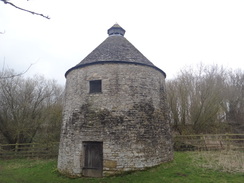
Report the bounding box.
[15,143,19,156]
[226,133,230,150]
[32,143,34,158]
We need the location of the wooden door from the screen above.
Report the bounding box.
[83,142,103,177]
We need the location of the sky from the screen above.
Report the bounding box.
[0,0,244,86]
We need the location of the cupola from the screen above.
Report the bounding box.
[107,23,126,36]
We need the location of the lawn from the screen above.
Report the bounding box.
[0,152,243,183]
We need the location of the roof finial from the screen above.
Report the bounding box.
[108,23,126,36]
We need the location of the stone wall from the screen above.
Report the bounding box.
[58,63,173,176]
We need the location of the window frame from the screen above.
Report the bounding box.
[89,80,102,94]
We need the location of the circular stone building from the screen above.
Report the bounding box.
[58,24,173,177]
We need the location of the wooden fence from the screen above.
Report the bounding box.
[1,134,243,158]
[0,142,59,159]
[174,134,244,151]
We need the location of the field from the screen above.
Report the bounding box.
[0,152,243,183]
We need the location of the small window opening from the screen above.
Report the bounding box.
[89,80,102,93]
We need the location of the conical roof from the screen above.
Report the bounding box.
[65,24,166,77]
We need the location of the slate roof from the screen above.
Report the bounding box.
[65,24,166,77]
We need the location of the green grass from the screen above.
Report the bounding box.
[0,152,243,183]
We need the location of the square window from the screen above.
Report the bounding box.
[89,80,102,93]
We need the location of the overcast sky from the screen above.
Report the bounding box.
[1,0,244,85]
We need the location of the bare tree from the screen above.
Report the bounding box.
[224,70,244,133]
[1,0,50,19]
[0,69,63,144]
[167,64,228,134]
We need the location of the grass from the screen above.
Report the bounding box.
[192,150,244,173]
[0,152,243,183]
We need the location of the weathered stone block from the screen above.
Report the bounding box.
[104,160,117,168]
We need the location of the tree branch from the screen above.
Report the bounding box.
[0,63,35,79]
[1,0,50,19]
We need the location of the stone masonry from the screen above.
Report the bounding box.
[58,24,173,177]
